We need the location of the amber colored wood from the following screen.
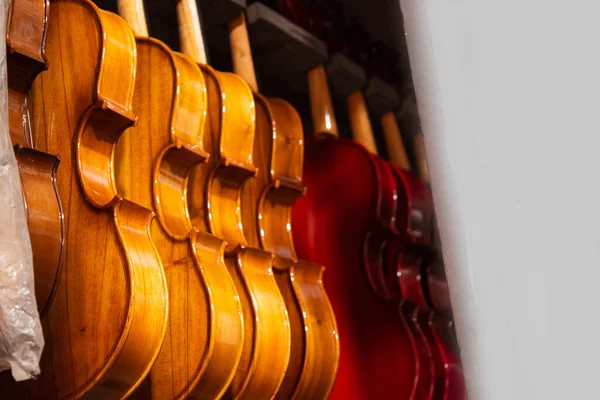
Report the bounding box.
[381,112,411,171]
[347,90,379,155]
[307,65,339,138]
[0,0,169,397]
[6,0,65,315]
[176,9,290,398]
[413,133,431,185]
[14,146,63,315]
[6,0,48,63]
[226,11,340,399]
[249,95,340,400]
[114,28,245,399]
[228,14,258,92]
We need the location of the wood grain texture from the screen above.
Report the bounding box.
[117,36,244,400]
[178,3,292,396]
[0,1,168,397]
[347,90,379,155]
[381,112,411,171]
[228,11,339,399]
[250,97,339,400]
[186,64,290,399]
[6,0,65,315]
[14,146,64,315]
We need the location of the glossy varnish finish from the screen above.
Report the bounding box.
[7,0,64,315]
[180,11,290,398]
[392,130,466,400]
[249,95,340,399]
[293,64,421,399]
[114,21,245,398]
[223,10,339,399]
[0,0,169,397]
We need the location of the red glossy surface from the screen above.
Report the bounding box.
[422,312,467,400]
[292,136,420,399]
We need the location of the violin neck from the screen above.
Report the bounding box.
[413,132,431,184]
[307,65,339,138]
[347,90,378,155]
[381,112,411,170]
[176,0,208,65]
[228,13,259,92]
[116,0,149,37]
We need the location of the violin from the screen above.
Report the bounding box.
[107,0,246,398]
[346,87,436,400]
[7,0,64,315]
[183,10,291,400]
[409,132,467,400]
[377,109,441,400]
[0,0,169,397]
[382,121,466,400]
[292,61,422,399]
[226,8,340,399]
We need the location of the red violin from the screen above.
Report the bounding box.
[381,124,467,400]
[292,64,426,399]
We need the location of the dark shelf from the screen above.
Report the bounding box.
[326,52,366,98]
[246,2,327,93]
[199,0,246,29]
[365,76,399,116]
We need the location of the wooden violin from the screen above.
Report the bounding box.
[183,9,291,400]
[7,0,64,316]
[346,87,436,400]
[0,0,169,397]
[376,110,441,400]
[292,63,421,399]
[224,8,339,399]
[382,123,466,400]
[408,132,467,400]
[106,0,245,398]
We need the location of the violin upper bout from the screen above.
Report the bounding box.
[213,70,256,169]
[170,52,209,157]
[267,98,305,185]
[95,7,137,122]
[74,5,137,208]
[257,98,306,260]
[7,0,49,64]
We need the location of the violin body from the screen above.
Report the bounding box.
[292,137,420,399]
[0,0,169,397]
[243,95,339,399]
[398,251,467,400]
[114,37,244,400]
[7,0,64,315]
[420,313,466,400]
[187,64,291,399]
[423,261,467,400]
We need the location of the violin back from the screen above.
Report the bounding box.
[0,1,169,397]
[293,137,420,399]
[118,36,245,400]
[188,65,291,399]
[247,95,339,399]
[7,0,64,315]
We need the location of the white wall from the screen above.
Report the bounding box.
[400,1,600,399]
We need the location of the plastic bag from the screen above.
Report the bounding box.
[0,0,44,381]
